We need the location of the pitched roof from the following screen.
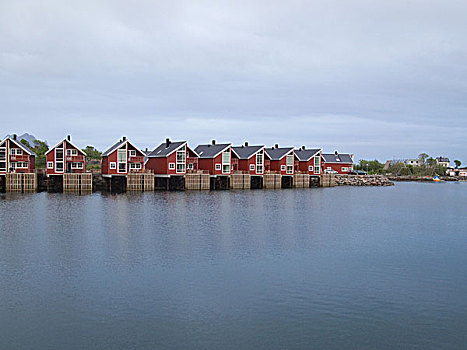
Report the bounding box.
[194,143,231,158]
[0,137,36,156]
[322,153,353,164]
[102,139,144,157]
[231,145,264,159]
[436,157,450,162]
[294,148,321,161]
[45,137,86,156]
[264,147,294,161]
[148,141,188,157]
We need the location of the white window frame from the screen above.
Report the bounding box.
[215,164,221,171]
[47,162,54,169]
[256,152,264,174]
[187,163,193,170]
[281,165,286,171]
[117,148,127,173]
[110,162,116,169]
[129,150,136,157]
[250,164,255,171]
[0,147,6,161]
[314,156,321,174]
[11,148,23,156]
[222,150,230,174]
[169,163,175,170]
[308,165,313,172]
[66,149,78,156]
[176,147,186,173]
[342,167,348,172]
[286,154,294,174]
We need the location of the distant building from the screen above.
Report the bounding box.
[294,147,322,175]
[146,139,198,175]
[264,145,295,175]
[231,143,267,175]
[435,157,450,168]
[194,140,233,175]
[322,152,353,174]
[101,137,146,176]
[45,135,86,176]
[405,159,423,167]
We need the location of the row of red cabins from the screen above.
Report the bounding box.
[0,135,354,177]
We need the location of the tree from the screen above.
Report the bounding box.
[454,160,461,168]
[20,139,32,149]
[82,146,101,160]
[32,139,49,168]
[418,153,429,165]
[426,157,436,168]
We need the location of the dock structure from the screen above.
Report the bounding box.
[5,173,37,192]
[263,173,282,189]
[185,172,210,190]
[293,173,308,188]
[230,173,251,189]
[63,173,92,194]
[320,174,336,187]
[127,173,154,192]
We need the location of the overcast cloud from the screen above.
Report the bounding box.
[1,0,466,161]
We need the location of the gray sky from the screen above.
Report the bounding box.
[1,0,466,161]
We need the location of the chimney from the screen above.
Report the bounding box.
[67,135,71,141]
[166,138,170,147]
[335,151,338,155]
[301,145,305,150]
[13,134,17,140]
[122,136,127,141]
[212,139,216,145]
[145,148,148,153]
[275,144,279,149]
[244,141,249,147]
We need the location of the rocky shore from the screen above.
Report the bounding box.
[335,175,394,186]
[387,176,467,182]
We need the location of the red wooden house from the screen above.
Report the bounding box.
[322,152,354,174]
[264,145,295,175]
[294,147,323,175]
[194,140,232,175]
[0,135,36,174]
[231,142,268,175]
[101,137,146,176]
[145,139,199,175]
[45,135,86,176]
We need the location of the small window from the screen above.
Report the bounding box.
[78,163,83,169]
[308,166,313,171]
[23,162,28,168]
[66,149,78,156]
[47,162,54,169]
[342,167,348,172]
[110,162,116,169]
[130,163,136,169]
[187,163,193,170]
[129,150,136,157]
[250,164,255,171]
[136,163,141,169]
[169,163,175,170]
[215,164,221,170]
[281,165,286,171]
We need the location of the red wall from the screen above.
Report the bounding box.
[270,154,294,175]
[46,139,86,175]
[0,139,36,174]
[298,155,321,175]
[237,154,264,175]
[145,145,191,175]
[198,148,232,175]
[324,162,353,174]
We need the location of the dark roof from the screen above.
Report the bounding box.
[1,137,36,156]
[231,145,263,159]
[294,148,320,161]
[264,147,294,161]
[322,153,353,164]
[148,141,187,157]
[194,143,231,158]
[436,157,450,162]
[102,139,126,156]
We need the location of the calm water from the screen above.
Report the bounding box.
[1,182,467,349]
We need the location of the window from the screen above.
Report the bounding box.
[117,149,127,172]
[222,150,230,173]
[11,162,16,169]
[169,163,175,170]
[256,152,263,174]
[176,147,186,173]
[314,156,320,174]
[129,150,136,157]
[286,155,294,174]
[66,149,78,156]
[47,162,54,169]
[0,148,6,160]
[11,148,23,156]
[118,163,126,172]
[130,163,141,169]
[110,162,116,169]
[281,165,286,171]
[342,167,348,172]
[215,164,221,170]
[0,162,6,171]
[56,149,64,161]
[56,162,64,172]
[136,163,141,169]
[187,163,193,170]
[250,164,255,171]
[22,162,28,168]
[308,166,313,172]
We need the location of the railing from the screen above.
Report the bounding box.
[66,155,85,162]
[10,155,29,161]
[129,156,144,163]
